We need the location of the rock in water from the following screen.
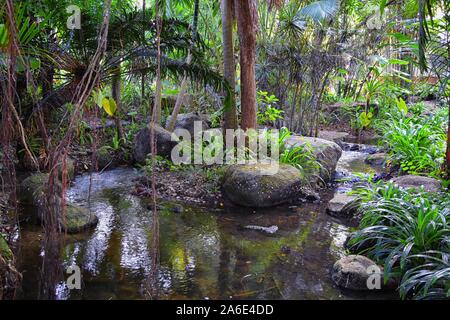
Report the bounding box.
[390,175,442,193]
[63,204,99,233]
[332,255,394,291]
[284,135,342,184]
[222,163,306,207]
[133,123,179,163]
[20,173,98,233]
[364,153,387,166]
[326,193,358,217]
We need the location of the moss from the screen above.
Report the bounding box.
[0,234,13,262]
[63,205,99,233]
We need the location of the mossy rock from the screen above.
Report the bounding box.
[20,173,52,206]
[62,204,99,234]
[222,163,306,207]
[20,173,98,233]
[284,135,342,184]
[0,235,13,262]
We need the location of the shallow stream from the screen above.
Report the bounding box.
[14,144,389,300]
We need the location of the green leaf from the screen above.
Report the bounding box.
[388,58,409,66]
[380,0,387,16]
[102,97,117,116]
[0,24,8,47]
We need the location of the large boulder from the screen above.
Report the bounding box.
[326,193,358,217]
[318,130,349,146]
[165,113,209,138]
[332,255,395,291]
[19,173,98,233]
[284,135,342,183]
[390,175,442,193]
[222,163,307,207]
[133,123,179,163]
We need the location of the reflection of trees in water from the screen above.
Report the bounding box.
[39,230,63,300]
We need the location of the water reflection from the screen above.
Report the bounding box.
[17,168,357,300]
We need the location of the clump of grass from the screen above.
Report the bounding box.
[349,183,450,299]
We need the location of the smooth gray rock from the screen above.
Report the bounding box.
[222,163,306,207]
[332,255,387,291]
[133,123,179,163]
[326,193,358,217]
[318,130,349,146]
[284,135,343,184]
[390,175,442,193]
[165,113,209,138]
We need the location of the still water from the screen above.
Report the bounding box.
[15,151,387,300]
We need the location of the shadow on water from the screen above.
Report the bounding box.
[15,168,393,300]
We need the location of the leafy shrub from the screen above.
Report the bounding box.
[257,91,284,125]
[376,104,447,177]
[275,127,320,181]
[349,183,450,299]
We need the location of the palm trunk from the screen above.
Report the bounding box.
[222,0,237,130]
[166,0,200,132]
[235,0,258,131]
[112,66,125,140]
[446,101,450,179]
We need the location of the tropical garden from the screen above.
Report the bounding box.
[0,0,449,301]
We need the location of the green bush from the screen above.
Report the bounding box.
[375,103,447,177]
[350,183,450,299]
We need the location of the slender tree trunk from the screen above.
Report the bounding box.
[235,0,258,130]
[222,0,237,130]
[111,65,125,140]
[446,101,450,179]
[152,14,162,125]
[141,0,146,103]
[166,0,200,132]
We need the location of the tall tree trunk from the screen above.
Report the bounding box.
[152,13,162,125]
[111,65,125,140]
[166,0,200,132]
[235,0,258,130]
[221,0,238,130]
[446,101,450,179]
